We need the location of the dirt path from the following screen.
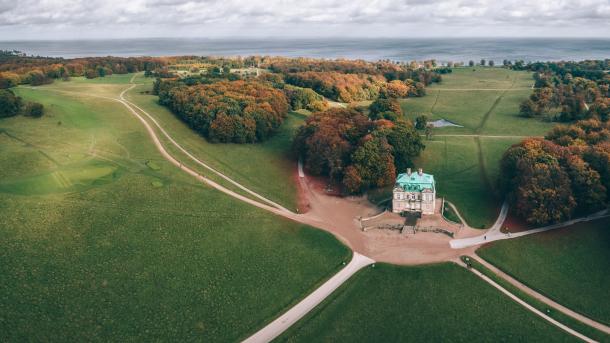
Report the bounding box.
[457,259,598,342]
[451,208,608,249]
[243,252,375,343]
[470,255,610,336]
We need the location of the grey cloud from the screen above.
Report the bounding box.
[0,0,608,38]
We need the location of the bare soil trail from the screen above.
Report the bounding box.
[457,259,599,343]
[469,255,610,336]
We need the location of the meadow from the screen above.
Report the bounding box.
[0,81,351,341]
[396,67,555,227]
[280,263,573,342]
[124,75,302,211]
[478,218,610,325]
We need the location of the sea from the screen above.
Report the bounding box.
[0,38,609,63]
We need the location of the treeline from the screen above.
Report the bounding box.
[294,107,424,194]
[500,118,609,225]
[154,71,329,115]
[267,58,405,75]
[518,60,609,122]
[0,50,166,88]
[284,72,386,103]
[157,80,289,143]
[0,89,44,118]
[264,58,442,102]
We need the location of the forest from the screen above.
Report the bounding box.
[0,50,166,87]
[500,118,609,225]
[157,80,289,143]
[518,60,609,122]
[293,107,424,194]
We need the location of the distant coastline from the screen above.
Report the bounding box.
[1,37,609,63]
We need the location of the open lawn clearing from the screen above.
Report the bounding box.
[33,75,134,98]
[417,136,499,228]
[479,89,554,136]
[436,67,533,89]
[1,86,350,342]
[400,67,548,136]
[478,218,610,325]
[478,136,523,190]
[400,90,502,134]
[280,263,573,342]
[124,75,301,211]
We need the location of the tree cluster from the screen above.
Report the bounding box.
[293,108,425,194]
[265,57,442,102]
[284,71,386,103]
[283,85,329,112]
[500,119,610,225]
[368,98,403,121]
[158,80,289,143]
[518,60,609,122]
[0,89,44,118]
[0,50,166,88]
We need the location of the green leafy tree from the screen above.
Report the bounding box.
[384,120,425,172]
[415,115,428,130]
[0,89,22,118]
[24,102,44,117]
[350,135,396,189]
[369,98,402,119]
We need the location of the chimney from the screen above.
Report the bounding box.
[407,168,412,176]
[418,168,423,175]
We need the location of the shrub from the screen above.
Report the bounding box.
[0,89,22,118]
[415,115,428,130]
[369,98,402,120]
[24,102,44,117]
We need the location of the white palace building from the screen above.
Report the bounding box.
[392,168,436,215]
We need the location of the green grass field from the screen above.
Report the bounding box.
[281,263,573,342]
[1,80,351,341]
[463,256,608,342]
[478,218,610,325]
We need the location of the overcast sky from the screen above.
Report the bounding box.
[1,0,609,40]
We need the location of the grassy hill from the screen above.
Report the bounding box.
[478,218,610,325]
[0,79,350,341]
[281,263,573,342]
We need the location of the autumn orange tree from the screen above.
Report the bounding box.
[500,119,609,225]
[0,50,166,86]
[159,80,289,143]
[293,108,424,194]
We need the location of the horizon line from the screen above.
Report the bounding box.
[2,36,610,43]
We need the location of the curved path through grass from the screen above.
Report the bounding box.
[244,252,375,343]
[468,255,610,336]
[459,259,599,342]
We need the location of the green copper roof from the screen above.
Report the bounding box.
[395,171,435,192]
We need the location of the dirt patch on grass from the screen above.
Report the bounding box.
[296,169,482,265]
